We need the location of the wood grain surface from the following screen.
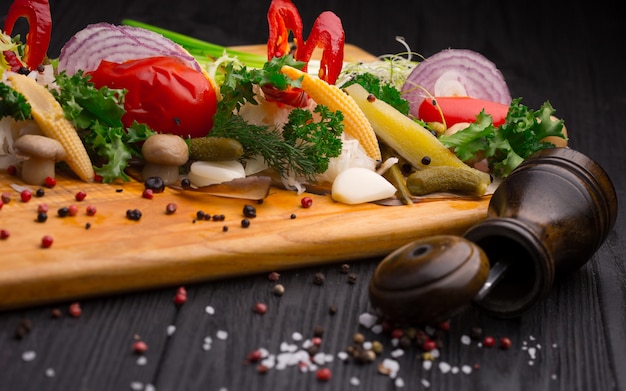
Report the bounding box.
[0,168,489,310]
[0,1,624,391]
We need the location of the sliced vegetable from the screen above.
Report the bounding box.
[418,96,509,127]
[401,49,512,119]
[57,22,202,75]
[267,0,344,84]
[344,83,476,171]
[86,56,218,138]
[331,167,397,204]
[188,160,246,187]
[3,0,51,70]
[265,0,345,106]
[281,65,381,161]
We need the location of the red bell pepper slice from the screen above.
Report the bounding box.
[265,0,345,107]
[298,11,345,85]
[267,0,304,61]
[418,96,509,127]
[3,0,52,70]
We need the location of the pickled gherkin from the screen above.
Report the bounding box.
[187,137,244,161]
[407,166,490,196]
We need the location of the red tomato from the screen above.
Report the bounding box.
[87,56,218,138]
[418,96,509,127]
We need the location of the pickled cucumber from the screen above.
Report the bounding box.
[344,83,469,170]
[188,137,244,161]
[407,166,491,196]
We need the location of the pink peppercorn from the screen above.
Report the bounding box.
[300,196,313,208]
[253,302,268,314]
[142,189,154,199]
[482,336,496,348]
[422,340,437,351]
[390,329,404,339]
[68,302,82,317]
[37,203,49,213]
[86,205,97,216]
[0,229,9,239]
[41,235,53,248]
[316,368,332,381]
[44,176,56,188]
[68,204,79,216]
[75,191,87,201]
[133,340,148,354]
[20,190,32,202]
[174,286,187,305]
[499,337,512,350]
[7,165,17,176]
[246,349,263,363]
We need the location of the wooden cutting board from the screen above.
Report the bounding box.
[0,45,490,310]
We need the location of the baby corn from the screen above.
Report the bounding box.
[280,65,382,161]
[8,73,95,182]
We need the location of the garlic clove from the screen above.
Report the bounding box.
[331,167,397,204]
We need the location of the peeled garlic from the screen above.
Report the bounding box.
[331,167,397,205]
[188,160,246,187]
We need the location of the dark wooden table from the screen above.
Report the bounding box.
[1,1,624,390]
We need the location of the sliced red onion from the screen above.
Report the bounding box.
[401,49,512,118]
[57,22,202,75]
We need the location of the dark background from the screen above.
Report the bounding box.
[1,1,625,390]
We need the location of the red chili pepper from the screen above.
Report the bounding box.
[265,0,345,106]
[418,96,509,127]
[3,0,52,70]
[87,56,218,138]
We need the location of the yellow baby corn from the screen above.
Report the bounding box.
[8,73,95,182]
[280,65,382,161]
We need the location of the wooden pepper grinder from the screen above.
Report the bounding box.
[369,148,618,324]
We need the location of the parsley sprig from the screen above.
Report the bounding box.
[210,55,344,181]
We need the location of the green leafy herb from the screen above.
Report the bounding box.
[341,72,410,115]
[51,71,155,182]
[210,56,343,181]
[439,98,567,177]
[0,83,32,121]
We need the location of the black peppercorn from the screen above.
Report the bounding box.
[144,176,165,193]
[243,204,256,218]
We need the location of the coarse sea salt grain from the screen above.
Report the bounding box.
[371,324,383,334]
[395,377,405,387]
[130,382,143,390]
[358,312,378,328]
[22,351,36,362]
[460,335,471,345]
[438,361,451,374]
[144,384,156,391]
[136,356,148,366]
[423,360,433,371]
[381,358,400,378]
[350,377,360,386]
[461,365,472,374]
[292,332,303,341]
[337,351,349,361]
[45,368,55,377]
[390,349,404,358]
[216,330,228,340]
[421,379,431,388]
[205,305,215,315]
[166,325,176,336]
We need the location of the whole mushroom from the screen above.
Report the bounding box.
[13,134,67,185]
[141,133,189,185]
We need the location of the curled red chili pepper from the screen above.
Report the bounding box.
[3,0,52,70]
[265,0,345,107]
